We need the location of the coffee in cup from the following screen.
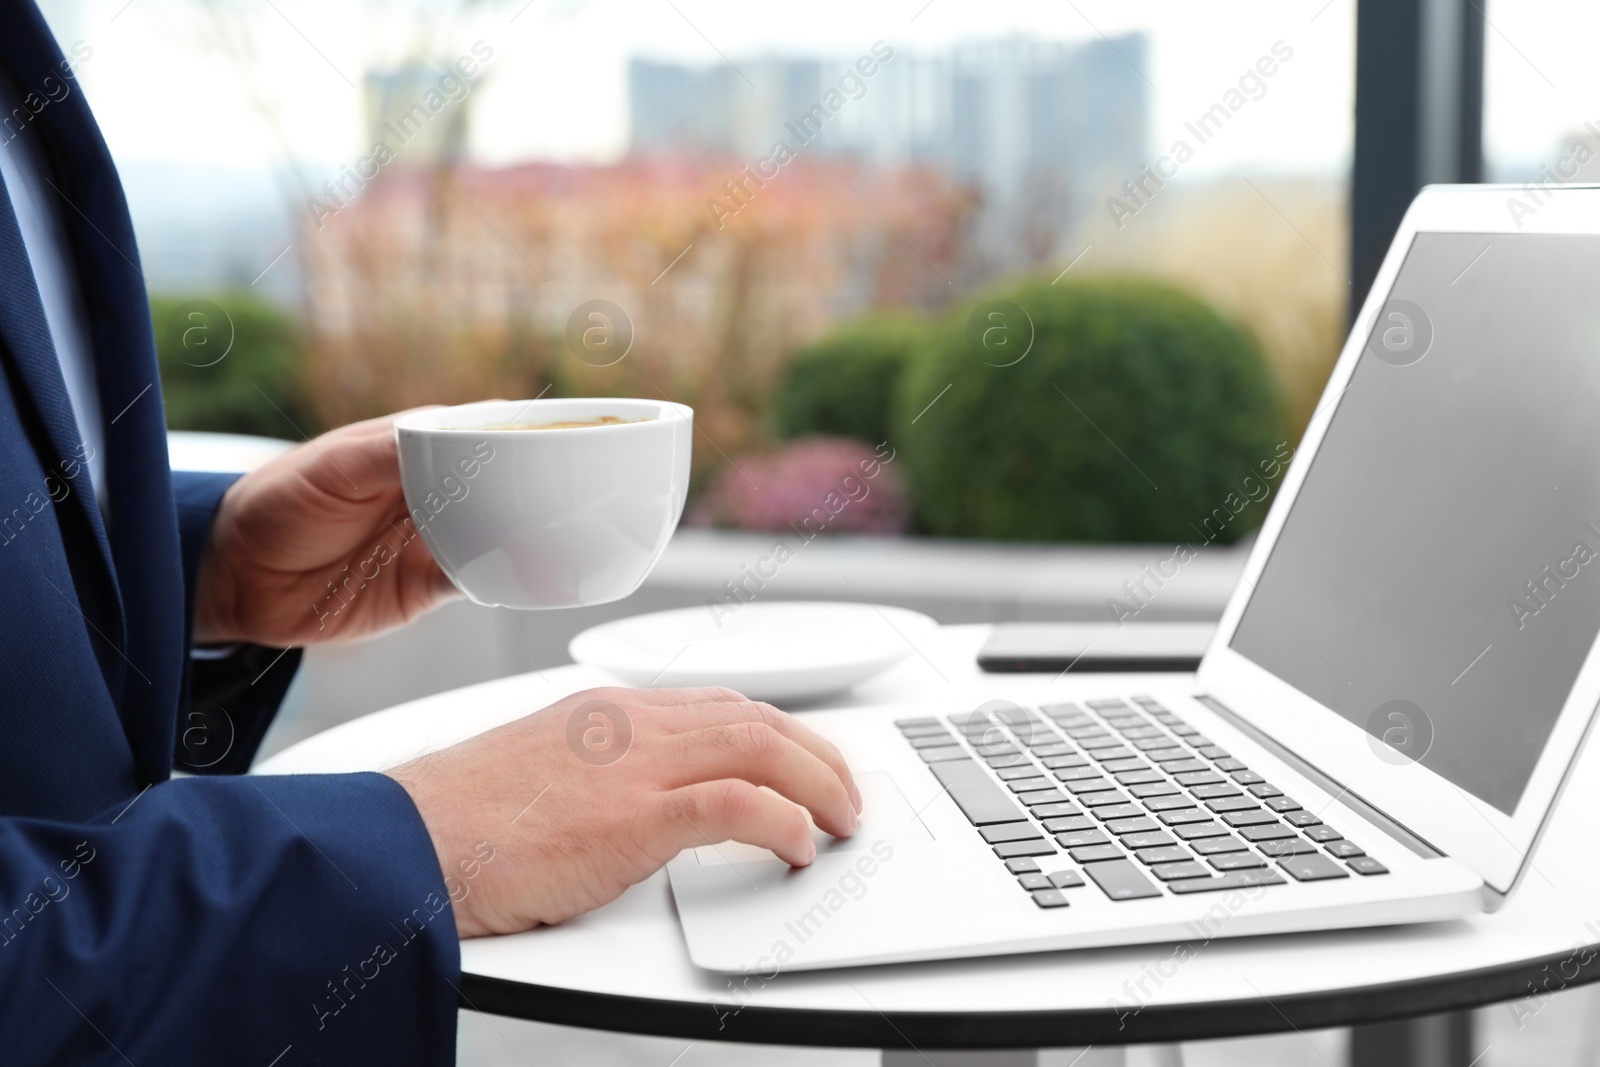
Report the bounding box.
[395,398,693,609]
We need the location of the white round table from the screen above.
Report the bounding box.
[255,625,1600,1062]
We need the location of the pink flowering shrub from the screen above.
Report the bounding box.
[691,436,909,535]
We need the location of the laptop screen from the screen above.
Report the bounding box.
[1229,232,1600,816]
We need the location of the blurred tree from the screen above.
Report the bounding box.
[152,292,315,440]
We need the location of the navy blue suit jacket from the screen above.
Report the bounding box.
[0,6,459,1063]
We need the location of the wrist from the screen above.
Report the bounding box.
[192,490,243,645]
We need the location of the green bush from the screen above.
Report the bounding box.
[152,292,314,440]
[893,277,1285,543]
[770,314,928,445]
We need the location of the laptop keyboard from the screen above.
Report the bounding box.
[898,696,1387,909]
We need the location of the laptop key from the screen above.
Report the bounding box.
[1080,790,1132,807]
[994,840,1056,859]
[981,822,1045,844]
[1148,749,1193,763]
[1055,829,1111,849]
[1063,777,1116,795]
[1120,831,1176,849]
[1284,810,1323,827]
[1206,796,1258,813]
[1084,858,1164,900]
[1089,747,1138,762]
[1175,771,1224,786]
[1174,822,1231,840]
[1159,808,1213,826]
[1105,817,1160,834]
[986,753,1032,769]
[1042,816,1096,833]
[1069,844,1125,863]
[1231,771,1266,785]
[1018,873,1052,890]
[1160,759,1209,774]
[1208,852,1267,870]
[1030,889,1071,909]
[1197,745,1230,759]
[1089,803,1145,821]
[1151,861,1212,881]
[1134,845,1190,865]
[1005,858,1041,874]
[1056,765,1106,782]
[1102,758,1149,773]
[1191,835,1249,855]
[919,747,970,763]
[1240,824,1296,841]
[1265,796,1302,812]
[1048,869,1086,889]
[996,765,1045,781]
[1042,754,1091,770]
[1248,783,1284,798]
[1030,803,1081,819]
[1030,743,1073,757]
[1257,838,1318,857]
[1278,853,1350,881]
[1213,758,1247,772]
[897,717,941,728]
[1347,856,1389,876]
[931,759,1028,826]
[1167,869,1287,894]
[1304,824,1343,842]
[1144,794,1196,812]
[1325,840,1365,858]
[1222,810,1278,828]
[1019,790,1071,807]
[909,734,958,749]
[1116,769,1165,785]
[1129,782,1180,798]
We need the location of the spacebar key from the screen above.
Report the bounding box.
[931,759,1027,826]
[1084,859,1163,901]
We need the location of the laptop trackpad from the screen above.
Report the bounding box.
[691,770,930,866]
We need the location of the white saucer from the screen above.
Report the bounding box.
[568,601,939,703]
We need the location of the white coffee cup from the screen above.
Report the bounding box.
[394,398,693,609]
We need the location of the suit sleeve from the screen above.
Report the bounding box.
[171,469,304,774]
[0,770,461,1064]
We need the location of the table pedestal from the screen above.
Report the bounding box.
[1350,1012,1473,1067]
[882,1049,1139,1066]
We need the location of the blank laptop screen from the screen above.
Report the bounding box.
[1230,232,1600,815]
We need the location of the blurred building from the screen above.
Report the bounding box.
[629,36,1150,268]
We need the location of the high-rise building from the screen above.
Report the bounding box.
[628,36,1149,267]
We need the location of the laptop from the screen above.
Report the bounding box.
[668,184,1600,973]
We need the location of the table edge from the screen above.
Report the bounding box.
[458,936,1593,1048]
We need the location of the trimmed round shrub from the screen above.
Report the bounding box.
[770,314,927,446]
[691,436,909,535]
[893,277,1284,543]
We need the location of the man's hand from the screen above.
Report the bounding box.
[193,412,458,647]
[384,687,863,938]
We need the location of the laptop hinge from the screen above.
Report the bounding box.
[1193,694,1444,860]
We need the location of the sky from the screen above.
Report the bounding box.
[41,0,1360,177]
[34,0,1598,181]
